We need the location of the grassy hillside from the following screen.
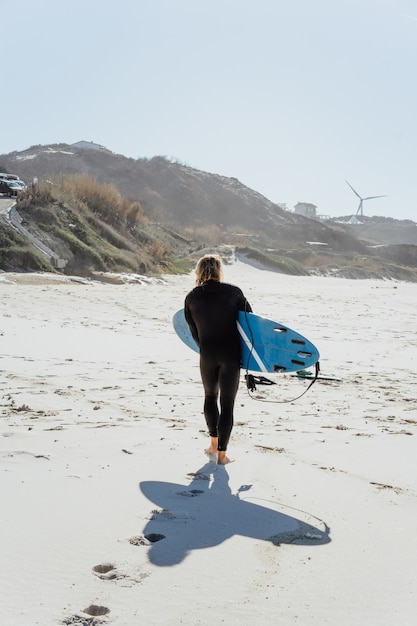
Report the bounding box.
[1,176,196,275]
[1,144,417,280]
[0,222,53,272]
[0,145,366,248]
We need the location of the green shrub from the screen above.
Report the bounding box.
[0,242,54,272]
[52,227,106,269]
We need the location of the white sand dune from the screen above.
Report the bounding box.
[0,261,416,625]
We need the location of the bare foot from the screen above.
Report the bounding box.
[217,452,234,465]
[204,436,218,455]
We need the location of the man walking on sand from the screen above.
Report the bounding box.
[184,255,252,464]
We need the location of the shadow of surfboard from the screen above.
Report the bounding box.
[139,463,330,566]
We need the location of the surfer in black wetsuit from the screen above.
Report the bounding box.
[184,254,252,464]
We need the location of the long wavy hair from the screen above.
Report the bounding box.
[195,254,223,286]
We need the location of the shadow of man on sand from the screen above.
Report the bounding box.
[140,461,331,566]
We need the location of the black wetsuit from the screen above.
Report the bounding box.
[184,280,252,451]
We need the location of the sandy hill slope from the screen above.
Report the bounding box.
[1,144,416,280]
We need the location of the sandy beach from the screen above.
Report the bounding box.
[1,258,416,626]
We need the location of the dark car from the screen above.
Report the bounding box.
[0,179,23,196]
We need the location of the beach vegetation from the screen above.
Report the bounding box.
[7,176,193,275]
[0,224,54,272]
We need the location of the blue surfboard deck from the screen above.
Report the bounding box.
[172,309,319,374]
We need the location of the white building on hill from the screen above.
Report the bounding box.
[71,140,111,153]
[294,202,317,219]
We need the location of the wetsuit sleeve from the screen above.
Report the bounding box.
[184,296,200,347]
[238,290,252,313]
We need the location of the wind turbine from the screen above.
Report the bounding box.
[345,180,387,216]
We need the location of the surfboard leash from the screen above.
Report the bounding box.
[244,360,320,404]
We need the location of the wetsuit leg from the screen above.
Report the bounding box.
[217,362,240,451]
[200,356,240,451]
[200,360,220,438]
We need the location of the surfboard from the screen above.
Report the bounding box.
[172,309,320,374]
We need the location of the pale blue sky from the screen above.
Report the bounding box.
[2,0,417,220]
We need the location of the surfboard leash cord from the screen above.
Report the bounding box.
[244,360,320,404]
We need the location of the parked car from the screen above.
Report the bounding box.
[13,180,26,190]
[0,179,23,196]
[0,173,20,181]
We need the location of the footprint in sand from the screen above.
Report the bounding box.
[176,489,204,497]
[92,562,151,586]
[92,563,117,580]
[83,605,110,617]
[128,533,166,545]
[186,471,210,481]
[149,508,191,522]
[62,605,110,624]
[144,533,166,543]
